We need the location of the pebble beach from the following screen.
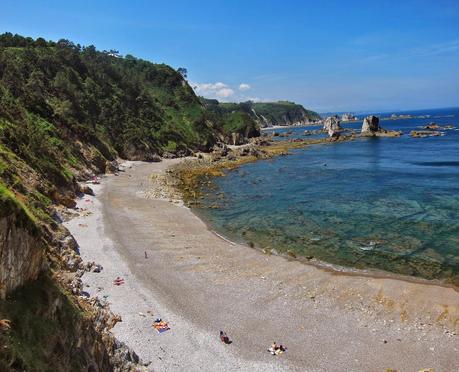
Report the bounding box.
[65,160,459,372]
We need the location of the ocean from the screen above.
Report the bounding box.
[194,108,459,285]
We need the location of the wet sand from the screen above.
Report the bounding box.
[65,160,459,372]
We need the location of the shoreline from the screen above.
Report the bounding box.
[191,208,459,293]
[169,138,457,291]
[65,159,458,371]
[191,204,459,292]
[261,123,321,130]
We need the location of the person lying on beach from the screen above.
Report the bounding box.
[219,331,231,344]
[268,342,286,355]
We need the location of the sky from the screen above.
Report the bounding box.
[1,0,459,113]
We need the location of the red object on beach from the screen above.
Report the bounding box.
[153,320,170,333]
[113,277,125,286]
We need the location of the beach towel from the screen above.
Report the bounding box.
[153,320,170,333]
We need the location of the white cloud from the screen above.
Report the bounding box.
[216,88,234,98]
[190,81,235,100]
[238,83,251,91]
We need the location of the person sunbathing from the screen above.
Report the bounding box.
[268,342,286,355]
[219,331,231,344]
[268,342,278,354]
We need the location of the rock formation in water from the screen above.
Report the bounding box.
[361,115,402,137]
[323,116,342,138]
[410,130,442,138]
[361,115,380,133]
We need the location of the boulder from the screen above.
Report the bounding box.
[361,115,380,133]
[53,191,77,209]
[212,143,229,157]
[80,185,94,196]
[147,153,162,162]
[162,152,176,159]
[231,132,246,145]
[105,160,119,173]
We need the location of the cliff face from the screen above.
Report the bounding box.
[0,185,144,370]
[0,204,44,300]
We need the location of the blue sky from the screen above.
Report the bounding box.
[1,0,459,112]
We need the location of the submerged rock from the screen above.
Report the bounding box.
[423,122,440,130]
[410,130,442,138]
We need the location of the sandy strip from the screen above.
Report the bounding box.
[65,160,458,372]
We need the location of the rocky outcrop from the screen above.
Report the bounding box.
[361,115,380,133]
[323,116,342,138]
[0,275,145,372]
[361,115,402,137]
[231,132,246,145]
[420,123,455,131]
[0,206,44,300]
[410,130,442,138]
[0,188,146,370]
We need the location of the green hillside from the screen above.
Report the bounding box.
[201,98,321,129]
[252,101,321,126]
[0,33,262,191]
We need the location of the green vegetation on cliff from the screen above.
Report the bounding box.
[200,98,320,129]
[0,32,260,191]
[200,99,260,138]
[0,275,110,372]
[0,183,39,233]
[252,101,321,126]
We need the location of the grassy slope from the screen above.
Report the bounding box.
[252,101,321,125]
[0,33,261,192]
[201,98,321,130]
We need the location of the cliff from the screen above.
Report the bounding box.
[200,99,321,130]
[0,185,44,300]
[251,101,321,127]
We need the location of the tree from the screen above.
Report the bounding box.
[177,67,187,79]
[35,37,47,47]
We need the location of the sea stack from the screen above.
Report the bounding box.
[361,115,380,133]
[360,115,402,137]
[323,116,342,138]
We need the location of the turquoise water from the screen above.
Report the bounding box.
[194,108,459,285]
